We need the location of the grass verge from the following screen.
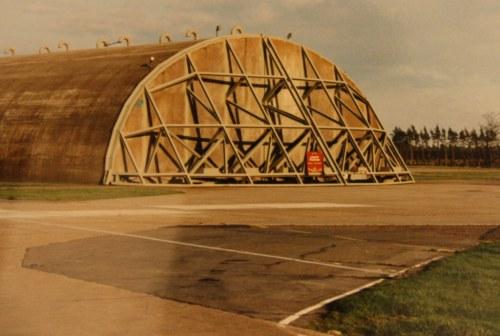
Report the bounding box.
[0,184,181,201]
[312,241,500,336]
[411,166,500,184]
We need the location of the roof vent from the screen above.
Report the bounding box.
[58,41,70,51]
[39,46,51,54]
[231,25,244,35]
[4,48,15,56]
[119,35,131,47]
[185,29,198,41]
[159,33,172,44]
[96,39,109,48]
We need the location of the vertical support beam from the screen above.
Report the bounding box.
[333,68,404,182]
[378,123,415,181]
[300,47,381,183]
[119,133,145,184]
[144,133,161,174]
[185,54,254,184]
[232,129,271,169]
[189,136,224,174]
[265,136,273,174]
[225,40,304,184]
[223,137,228,173]
[145,88,193,184]
[264,38,347,184]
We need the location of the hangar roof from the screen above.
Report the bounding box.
[0,40,201,183]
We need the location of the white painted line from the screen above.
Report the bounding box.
[278,254,448,326]
[283,229,312,234]
[0,202,371,220]
[0,208,188,219]
[153,202,373,211]
[6,218,390,276]
[387,255,445,278]
[333,235,457,253]
[278,278,385,326]
[332,235,366,242]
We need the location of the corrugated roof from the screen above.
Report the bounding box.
[0,40,201,183]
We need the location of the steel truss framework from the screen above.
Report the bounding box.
[105,36,414,185]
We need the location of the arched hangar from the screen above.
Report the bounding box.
[0,34,413,185]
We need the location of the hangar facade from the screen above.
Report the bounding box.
[0,34,413,185]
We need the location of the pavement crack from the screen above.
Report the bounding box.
[299,243,336,260]
[263,243,338,268]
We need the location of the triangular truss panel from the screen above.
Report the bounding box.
[105,35,413,185]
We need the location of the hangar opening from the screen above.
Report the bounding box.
[0,34,413,186]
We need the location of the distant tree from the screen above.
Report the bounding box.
[431,125,441,147]
[405,127,416,162]
[391,127,407,145]
[411,125,420,146]
[479,128,486,146]
[392,121,499,167]
[470,129,479,147]
[392,127,410,163]
[458,129,467,147]
[447,127,458,145]
[421,127,431,147]
[406,127,413,143]
[441,128,447,145]
[447,128,458,165]
[481,112,499,167]
[464,129,471,147]
[458,129,468,166]
[481,112,499,146]
[447,128,458,145]
[419,127,431,164]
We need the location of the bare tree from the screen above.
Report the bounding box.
[481,112,499,167]
[481,112,499,146]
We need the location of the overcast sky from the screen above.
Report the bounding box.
[1,0,499,130]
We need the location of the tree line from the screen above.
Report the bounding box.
[391,113,500,167]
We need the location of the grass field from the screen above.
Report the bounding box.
[1,166,497,201]
[0,184,180,201]
[411,166,500,184]
[313,240,500,336]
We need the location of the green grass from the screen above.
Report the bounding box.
[313,241,500,336]
[0,184,181,201]
[411,167,500,184]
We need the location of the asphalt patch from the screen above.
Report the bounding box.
[22,225,491,321]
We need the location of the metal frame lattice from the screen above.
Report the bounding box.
[105,36,414,186]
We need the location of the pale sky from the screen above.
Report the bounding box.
[1,0,499,130]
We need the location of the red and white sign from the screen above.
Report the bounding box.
[306,151,324,176]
